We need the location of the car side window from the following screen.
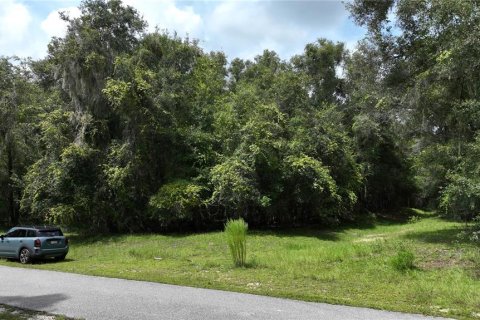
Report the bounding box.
[6,230,21,237]
[26,230,36,237]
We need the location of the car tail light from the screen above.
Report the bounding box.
[34,239,41,247]
[65,237,69,245]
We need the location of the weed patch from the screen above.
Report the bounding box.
[391,248,415,272]
[225,218,248,267]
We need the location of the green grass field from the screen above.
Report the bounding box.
[1,210,479,319]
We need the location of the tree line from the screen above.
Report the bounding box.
[1,0,479,232]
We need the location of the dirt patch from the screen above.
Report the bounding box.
[418,248,476,270]
[420,259,458,269]
[354,229,414,243]
[355,236,386,243]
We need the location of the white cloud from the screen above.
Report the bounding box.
[204,1,309,59]
[268,0,346,29]
[0,0,32,53]
[123,0,203,36]
[115,0,356,60]
[0,0,365,61]
[41,7,81,39]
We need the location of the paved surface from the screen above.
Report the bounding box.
[0,265,450,320]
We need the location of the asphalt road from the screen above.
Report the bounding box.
[0,265,450,320]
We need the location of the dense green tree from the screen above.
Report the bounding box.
[10,0,480,233]
[292,39,345,105]
[440,134,480,222]
[22,0,148,231]
[0,58,45,224]
[344,40,416,211]
[206,44,363,226]
[347,0,480,213]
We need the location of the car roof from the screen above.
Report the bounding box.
[13,225,61,230]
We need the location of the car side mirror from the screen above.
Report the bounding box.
[0,235,4,240]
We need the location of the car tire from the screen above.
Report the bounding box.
[19,248,32,264]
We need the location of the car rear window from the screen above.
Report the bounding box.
[37,230,63,237]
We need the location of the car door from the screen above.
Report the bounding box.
[14,229,28,256]
[25,229,36,245]
[0,229,21,257]
[0,231,11,256]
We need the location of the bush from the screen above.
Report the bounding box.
[457,216,480,243]
[149,180,205,224]
[391,248,415,272]
[440,173,480,223]
[472,216,480,242]
[225,218,248,267]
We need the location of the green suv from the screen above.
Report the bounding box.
[0,226,69,264]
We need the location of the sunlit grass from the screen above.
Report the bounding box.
[1,211,479,319]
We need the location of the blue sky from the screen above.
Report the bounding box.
[0,0,367,60]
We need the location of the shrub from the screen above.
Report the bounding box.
[472,216,480,242]
[225,218,248,267]
[391,248,415,272]
[148,180,205,224]
[457,216,480,243]
[440,173,480,223]
[210,159,261,211]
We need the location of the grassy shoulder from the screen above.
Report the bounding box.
[0,304,74,320]
[1,210,479,320]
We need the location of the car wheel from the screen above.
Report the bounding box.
[19,248,32,264]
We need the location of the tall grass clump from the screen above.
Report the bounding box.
[391,248,415,272]
[225,218,248,267]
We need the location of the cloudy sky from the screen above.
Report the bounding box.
[0,0,366,61]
